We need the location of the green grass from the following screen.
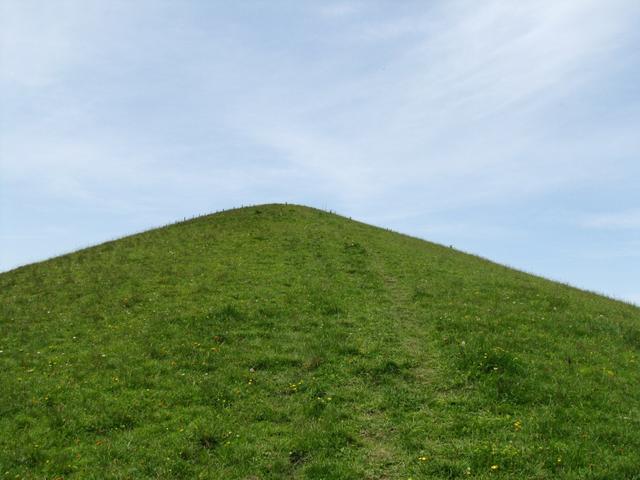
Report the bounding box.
[1,204,639,479]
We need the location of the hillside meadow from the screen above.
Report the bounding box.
[1,204,639,479]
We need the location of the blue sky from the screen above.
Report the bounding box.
[1,0,639,305]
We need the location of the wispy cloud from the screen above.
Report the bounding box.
[225,0,639,213]
[581,210,640,229]
[2,0,637,212]
[317,2,362,19]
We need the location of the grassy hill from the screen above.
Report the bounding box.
[1,204,639,479]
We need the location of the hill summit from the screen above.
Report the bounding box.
[1,204,639,479]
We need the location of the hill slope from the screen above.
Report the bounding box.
[1,204,639,479]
